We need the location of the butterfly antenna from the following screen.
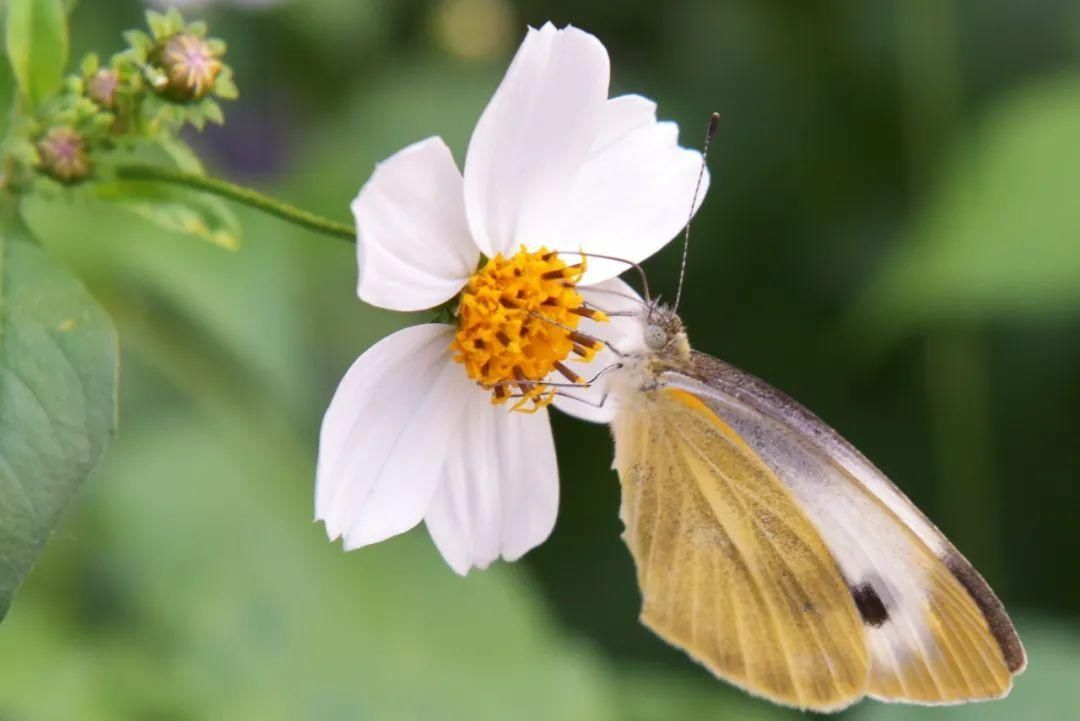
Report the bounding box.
[673,112,719,312]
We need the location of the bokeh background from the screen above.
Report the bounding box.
[3,0,1079,719]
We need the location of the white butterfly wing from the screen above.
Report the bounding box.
[663,351,1025,704]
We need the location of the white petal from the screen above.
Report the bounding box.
[316,323,473,548]
[353,137,479,311]
[567,107,709,285]
[590,94,658,155]
[463,23,610,256]
[551,278,645,424]
[425,398,559,575]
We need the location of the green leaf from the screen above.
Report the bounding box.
[0,204,118,620]
[0,414,619,720]
[77,138,241,251]
[5,0,69,107]
[156,136,205,173]
[854,75,1080,334]
[615,668,791,721]
[91,180,242,252]
[0,45,15,140]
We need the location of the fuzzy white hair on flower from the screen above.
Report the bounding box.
[316,22,709,575]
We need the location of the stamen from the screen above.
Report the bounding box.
[541,263,584,280]
[569,305,609,321]
[568,331,600,349]
[450,246,609,412]
[512,367,534,393]
[554,361,583,384]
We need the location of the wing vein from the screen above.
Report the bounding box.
[679,421,850,699]
[670,422,805,705]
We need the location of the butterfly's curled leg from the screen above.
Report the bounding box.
[487,362,623,391]
[528,310,628,358]
[546,250,654,304]
[553,389,609,410]
[571,297,643,321]
[504,389,610,411]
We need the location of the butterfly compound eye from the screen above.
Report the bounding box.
[644,324,668,350]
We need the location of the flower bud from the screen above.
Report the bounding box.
[36,127,91,183]
[154,33,223,102]
[88,68,120,108]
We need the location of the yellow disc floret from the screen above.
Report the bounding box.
[451,246,608,412]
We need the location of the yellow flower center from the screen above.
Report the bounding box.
[451,247,608,412]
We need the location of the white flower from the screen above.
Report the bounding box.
[316,22,708,575]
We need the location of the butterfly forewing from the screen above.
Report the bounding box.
[614,387,871,711]
[647,351,1025,706]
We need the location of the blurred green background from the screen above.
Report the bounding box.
[3,0,1079,718]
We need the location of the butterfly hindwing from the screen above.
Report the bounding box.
[614,386,870,711]
[660,351,1024,705]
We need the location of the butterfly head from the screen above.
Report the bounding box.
[641,302,691,365]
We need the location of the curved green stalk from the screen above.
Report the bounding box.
[115,164,356,241]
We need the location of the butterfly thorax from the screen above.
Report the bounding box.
[606,303,691,407]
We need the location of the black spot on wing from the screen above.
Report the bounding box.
[851,583,889,627]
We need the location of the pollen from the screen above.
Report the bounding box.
[451,247,608,411]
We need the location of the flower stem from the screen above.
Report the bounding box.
[114,164,356,241]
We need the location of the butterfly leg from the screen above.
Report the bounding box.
[487,362,623,391]
[528,310,628,357]
[554,389,609,409]
[504,389,610,410]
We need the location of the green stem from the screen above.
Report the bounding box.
[115,165,356,241]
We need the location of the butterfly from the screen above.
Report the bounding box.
[602,304,1025,711]
[588,115,1026,712]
